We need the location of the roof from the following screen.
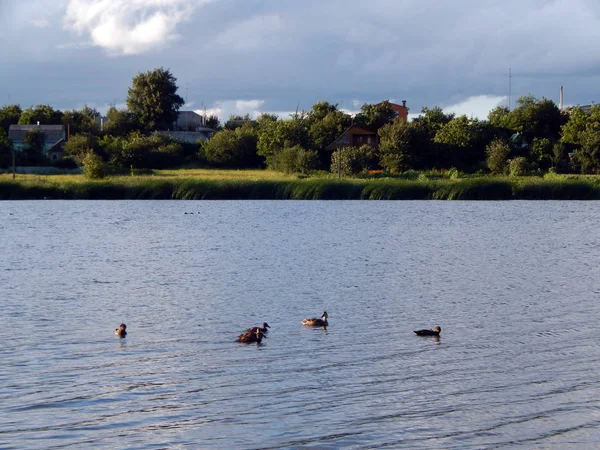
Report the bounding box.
[326,125,377,151]
[8,124,66,144]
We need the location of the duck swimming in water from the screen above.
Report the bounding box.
[302,311,328,327]
[115,323,127,338]
[413,326,441,336]
[236,328,264,344]
[246,322,270,335]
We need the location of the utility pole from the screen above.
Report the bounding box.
[12,145,15,180]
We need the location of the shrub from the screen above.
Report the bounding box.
[82,150,105,179]
[486,138,510,174]
[509,156,529,176]
[271,145,317,174]
[330,145,377,176]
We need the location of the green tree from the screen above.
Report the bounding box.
[82,150,105,179]
[62,106,101,135]
[205,114,221,129]
[354,101,397,131]
[224,114,253,130]
[202,124,260,167]
[485,138,510,174]
[378,118,415,172]
[574,128,600,173]
[0,104,22,133]
[0,128,13,168]
[63,133,99,164]
[510,95,565,140]
[433,116,491,169]
[104,106,140,136]
[509,156,529,176]
[22,129,48,165]
[18,105,63,125]
[270,145,317,175]
[330,144,377,176]
[126,67,184,131]
[257,114,310,168]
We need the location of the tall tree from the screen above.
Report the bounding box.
[126,68,184,131]
[378,118,415,172]
[0,104,22,133]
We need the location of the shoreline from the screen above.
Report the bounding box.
[2,176,600,200]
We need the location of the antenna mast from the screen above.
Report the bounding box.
[508,68,512,111]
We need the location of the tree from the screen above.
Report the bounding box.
[62,106,101,135]
[104,106,140,136]
[270,145,317,175]
[330,145,377,176]
[202,124,260,167]
[82,150,105,179]
[0,128,13,168]
[0,104,22,133]
[22,129,48,165]
[510,95,565,141]
[205,114,221,129]
[433,116,491,169]
[257,114,310,168]
[18,105,63,125]
[224,114,252,130]
[485,138,510,174]
[126,67,184,131]
[378,118,415,172]
[63,133,99,164]
[354,101,397,131]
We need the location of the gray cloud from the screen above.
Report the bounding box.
[1,0,600,118]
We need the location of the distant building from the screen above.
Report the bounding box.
[159,128,215,143]
[174,111,206,131]
[327,126,379,151]
[381,100,409,121]
[327,100,409,151]
[8,124,66,161]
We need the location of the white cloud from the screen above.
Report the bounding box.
[215,14,284,51]
[199,99,299,121]
[63,0,213,55]
[30,18,50,28]
[441,95,507,120]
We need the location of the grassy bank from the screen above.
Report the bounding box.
[2,171,600,200]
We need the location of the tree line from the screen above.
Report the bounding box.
[1,67,600,177]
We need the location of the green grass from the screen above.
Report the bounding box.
[2,170,600,200]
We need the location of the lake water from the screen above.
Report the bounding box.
[2,200,600,449]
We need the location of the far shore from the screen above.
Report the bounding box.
[2,169,600,200]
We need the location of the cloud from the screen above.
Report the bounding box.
[441,95,507,120]
[63,0,212,55]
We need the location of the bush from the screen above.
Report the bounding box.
[271,145,317,175]
[486,138,510,174]
[509,156,529,176]
[330,145,377,176]
[82,150,105,179]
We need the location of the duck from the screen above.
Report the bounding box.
[413,326,441,336]
[302,311,328,327]
[115,323,127,338]
[246,322,270,335]
[236,328,264,344]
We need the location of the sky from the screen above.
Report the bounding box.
[1,0,599,121]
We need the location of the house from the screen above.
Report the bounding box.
[174,111,206,131]
[327,126,379,151]
[381,100,409,121]
[8,124,67,161]
[159,127,215,143]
